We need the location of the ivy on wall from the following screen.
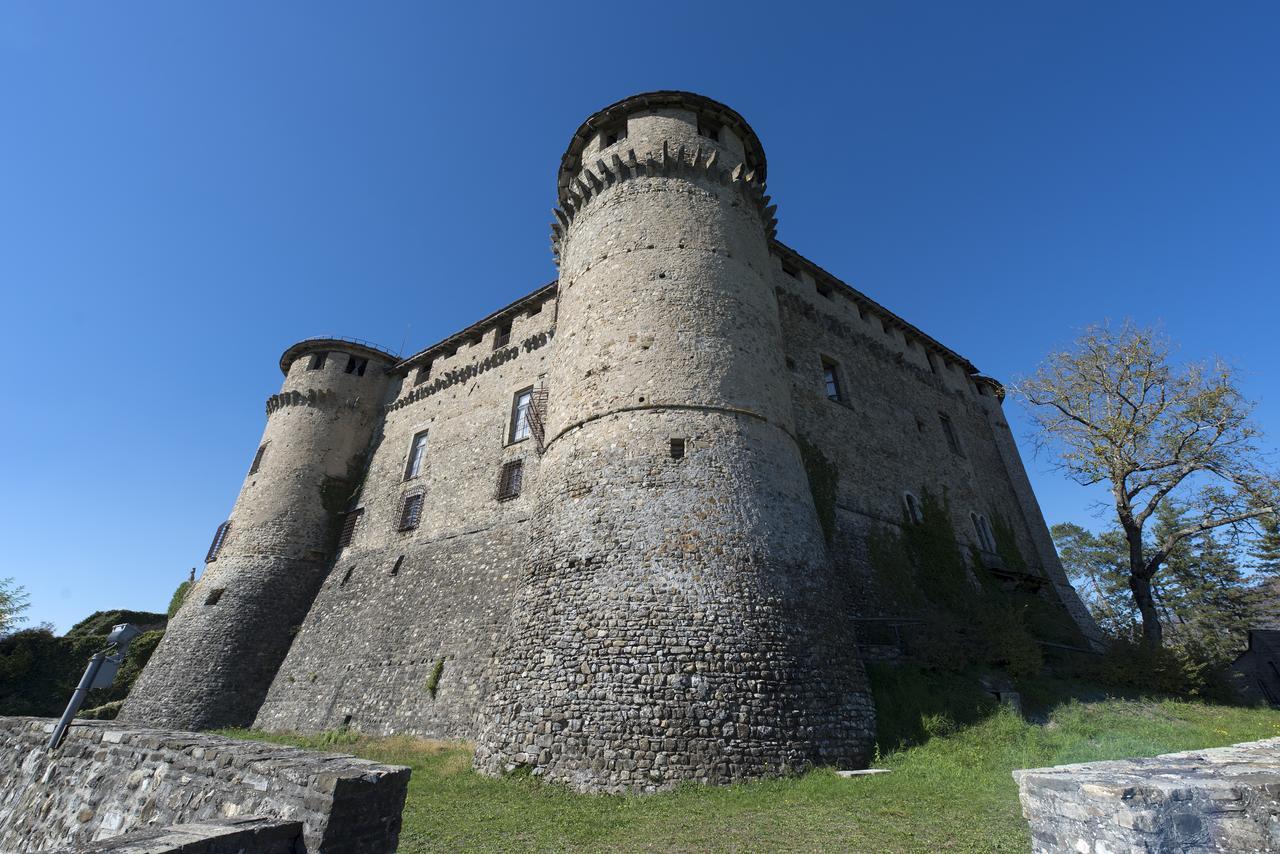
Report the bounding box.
[797,436,838,543]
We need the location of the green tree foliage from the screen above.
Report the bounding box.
[0,577,30,637]
[1018,323,1279,647]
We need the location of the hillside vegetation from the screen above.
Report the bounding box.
[226,692,1280,852]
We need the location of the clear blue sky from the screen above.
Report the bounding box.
[2,3,1277,632]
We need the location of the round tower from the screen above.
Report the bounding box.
[473,92,875,791]
[122,339,396,730]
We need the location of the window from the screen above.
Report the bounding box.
[337,509,363,549]
[972,513,997,552]
[404,430,429,480]
[915,417,926,433]
[670,438,686,460]
[509,387,534,443]
[816,281,834,300]
[345,355,368,376]
[601,121,627,147]
[903,493,924,524]
[413,361,433,387]
[697,117,721,142]
[205,521,231,563]
[781,261,800,279]
[496,459,524,501]
[339,566,355,588]
[204,587,225,606]
[494,321,512,350]
[822,358,843,402]
[307,352,327,371]
[390,555,404,576]
[527,302,542,317]
[399,493,425,531]
[939,414,963,456]
[248,443,268,475]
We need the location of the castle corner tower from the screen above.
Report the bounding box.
[122,339,397,730]
[472,92,876,791]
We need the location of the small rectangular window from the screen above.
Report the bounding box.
[822,358,843,402]
[527,302,542,317]
[205,521,231,563]
[509,387,534,443]
[940,414,963,456]
[903,493,924,524]
[307,352,327,371]
[337,509,363,548]
[494,321,512,350]
[404,430,429,480]
[413,361,433,387]
[399,493,424,531]
[339,566,355,588]
[496,459,524,501]
[204,587,225,606]
[601,121,627,147]
[816,281,834,300]
[670,438,686,460]
[345,356,368,376]
[390,555,404,576]
[698,118,721,142]
[781,261,800,279]
[248,443,268,475]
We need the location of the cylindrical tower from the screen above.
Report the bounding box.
[122,339,396,730]
[474,92,875,792]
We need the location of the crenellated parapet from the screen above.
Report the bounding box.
[264,387,363,416]
[550,142,776,262]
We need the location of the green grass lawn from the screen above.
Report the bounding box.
[224,696,1280,852]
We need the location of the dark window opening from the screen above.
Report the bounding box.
[601,121,627,147]
[903,493,924,524]
[509,387,534,443]
[337,509,363,549]
[399,493,425,531]
[404,430,429,480]
[928,354,939,374]
[527,302,542,317]
[341,714,353,728]
[822,358,843,402]
[496,459,524,501]
[882,319,893,337]
[391,555,404,576]
[413,361,433,386]
[339,566,355,588]
[781,261,800,279]
[494,321,512,350]
[248,443,268,475]
[940,414,963,456]
[307,352,327,371]
[698,118,722,141]
[915,417,926,433]
[205,521,231,563]
[345,356,368,376]
[204,587,225,606]
[670,438,686,460]
[971,513,997,552]
[816,281,834,300]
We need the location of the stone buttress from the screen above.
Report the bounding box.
[472,92,876,792]
[121,340,395,730]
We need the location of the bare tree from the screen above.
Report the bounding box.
[1015,323,1278,647]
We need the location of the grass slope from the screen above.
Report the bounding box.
[223,697,1279,852]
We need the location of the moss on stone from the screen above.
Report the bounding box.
[426,657,445,698]
[796,436,838,543]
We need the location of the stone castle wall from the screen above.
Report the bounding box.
[0,717,408,854]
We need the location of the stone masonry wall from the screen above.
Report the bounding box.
[1014,737,1280,853]
[255,297,558,737]
[0,717,408,854]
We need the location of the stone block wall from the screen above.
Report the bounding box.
[1014,738,1280,853]
[0,717,408,854]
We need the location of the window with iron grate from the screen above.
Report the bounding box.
[337,509,363,549]
[248,443,268,475]
[205,521,231,563]
[399,493,424,531]
[496,459,524,501]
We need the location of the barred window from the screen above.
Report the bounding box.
[509,387,534,443]
[307,352,327,371]
[337,509,363,549]
[399,493,425,531]
[496,459,524,501]
[494,321,512,350]
[205,521,231,563]
[345,355,368,376]
[248,443,268,475]
[404,430,429,480]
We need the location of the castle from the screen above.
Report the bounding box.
[122,91,1101,793]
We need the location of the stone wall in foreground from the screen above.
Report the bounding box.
[0,717,409,854]
[1014,737,1280,853]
